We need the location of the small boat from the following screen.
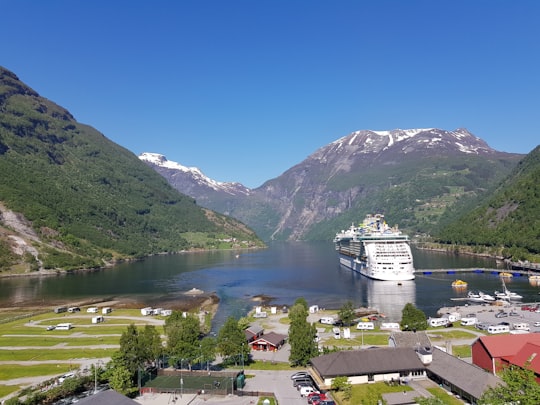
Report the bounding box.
[499,272,513,278]
[495,278,522,301]
[529,275,540,286]
[452,279,468,288]
[467,290,495,302]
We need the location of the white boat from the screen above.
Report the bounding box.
[467,291,495,303]
[334,214,415,281]
[495,279,523,301]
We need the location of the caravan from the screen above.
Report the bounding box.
[428,317,449,327]
[460,317,477,326]
[513,323,530,331]
[488,324,510,334]
[356,322,375,330]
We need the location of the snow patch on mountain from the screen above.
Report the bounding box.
[139,152,250,195]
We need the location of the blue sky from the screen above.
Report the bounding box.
[2,1,539,188]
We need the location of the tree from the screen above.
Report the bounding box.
[117,324,146,376]
[165,312,201,369]
[108,364,138,397]
[200,336,217,371]
[338,300,356,326]
[216,317,248,365]
[288,302,318,366]
[479,365,540,404]
[400,302,428,331]
[140,324,163,366]
[331,376,352,401]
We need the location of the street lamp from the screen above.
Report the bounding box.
[93,360,102,394]
[180,359,184,398]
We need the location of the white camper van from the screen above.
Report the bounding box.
[488,324,510,334]
[513,323,530,331]
[428,318,449,327]
[356,322,375,330]
[460,317,477,326]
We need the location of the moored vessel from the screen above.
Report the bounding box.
[333,214,415,281]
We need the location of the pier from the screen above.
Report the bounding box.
[416,268,538,276]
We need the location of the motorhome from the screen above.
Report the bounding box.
[102,307,112,314]
[92,316,104,324]
[428,317,449,327]
[488,324,510,334]
[319,316,336,325]
[56,323,73,330]
[513,322,530,331]
[380,322,401,330]
[332,327,341,339]
[460,317,477,326]
[141,307,153,316]
[356,322,375,330]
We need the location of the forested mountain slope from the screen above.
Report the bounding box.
[436,145,540,260]
[0,66,262,273]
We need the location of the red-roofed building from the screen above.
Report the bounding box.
[250,331,287,351]
[472,334,540,379]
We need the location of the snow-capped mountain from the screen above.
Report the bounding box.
[142,128,523,241]
[139,152,250,197]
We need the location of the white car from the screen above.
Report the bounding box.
[534,322,540,327]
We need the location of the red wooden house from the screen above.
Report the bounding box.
[472,334,540,381]
[249,331,287,351]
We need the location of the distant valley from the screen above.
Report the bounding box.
[140,128,525,243]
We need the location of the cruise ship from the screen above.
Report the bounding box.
[334,214,415,281]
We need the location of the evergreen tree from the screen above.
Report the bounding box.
[400,303,428,331]
[288,302,318,366]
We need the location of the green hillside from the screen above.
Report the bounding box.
[436,146,540,261]
[0,67,262,273]
[304,154,520,241]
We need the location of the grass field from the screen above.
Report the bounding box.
[0,307,165,389]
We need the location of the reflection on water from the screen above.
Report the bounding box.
[366,280,416,321]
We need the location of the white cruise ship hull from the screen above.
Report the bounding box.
[339,253,415,281]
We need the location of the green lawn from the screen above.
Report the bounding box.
[0,364,77,380]
[0,348,115,362]
[0,385,22,399]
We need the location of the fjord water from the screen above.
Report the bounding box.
[1,242,538,328]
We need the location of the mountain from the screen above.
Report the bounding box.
[142,128,523,241]
[436,145,540,260]
[0,66,262,273]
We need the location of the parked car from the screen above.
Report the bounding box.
[495,312,508,318]
[509,312,519,316]
[46,325,55,331]
[290,371,309,380]
[534,322,540,327]
[293,378,313,387]
[300,385,319,397]
[308,393,328,404]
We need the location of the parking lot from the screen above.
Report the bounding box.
[439,301,540,332]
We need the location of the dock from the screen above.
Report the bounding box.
[416,268,537,276]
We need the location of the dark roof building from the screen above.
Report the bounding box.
[310,347,427,388]
[76,390,139,405]
[250,331,287,351]
[426,347,501,403]
[389,331,432,350]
